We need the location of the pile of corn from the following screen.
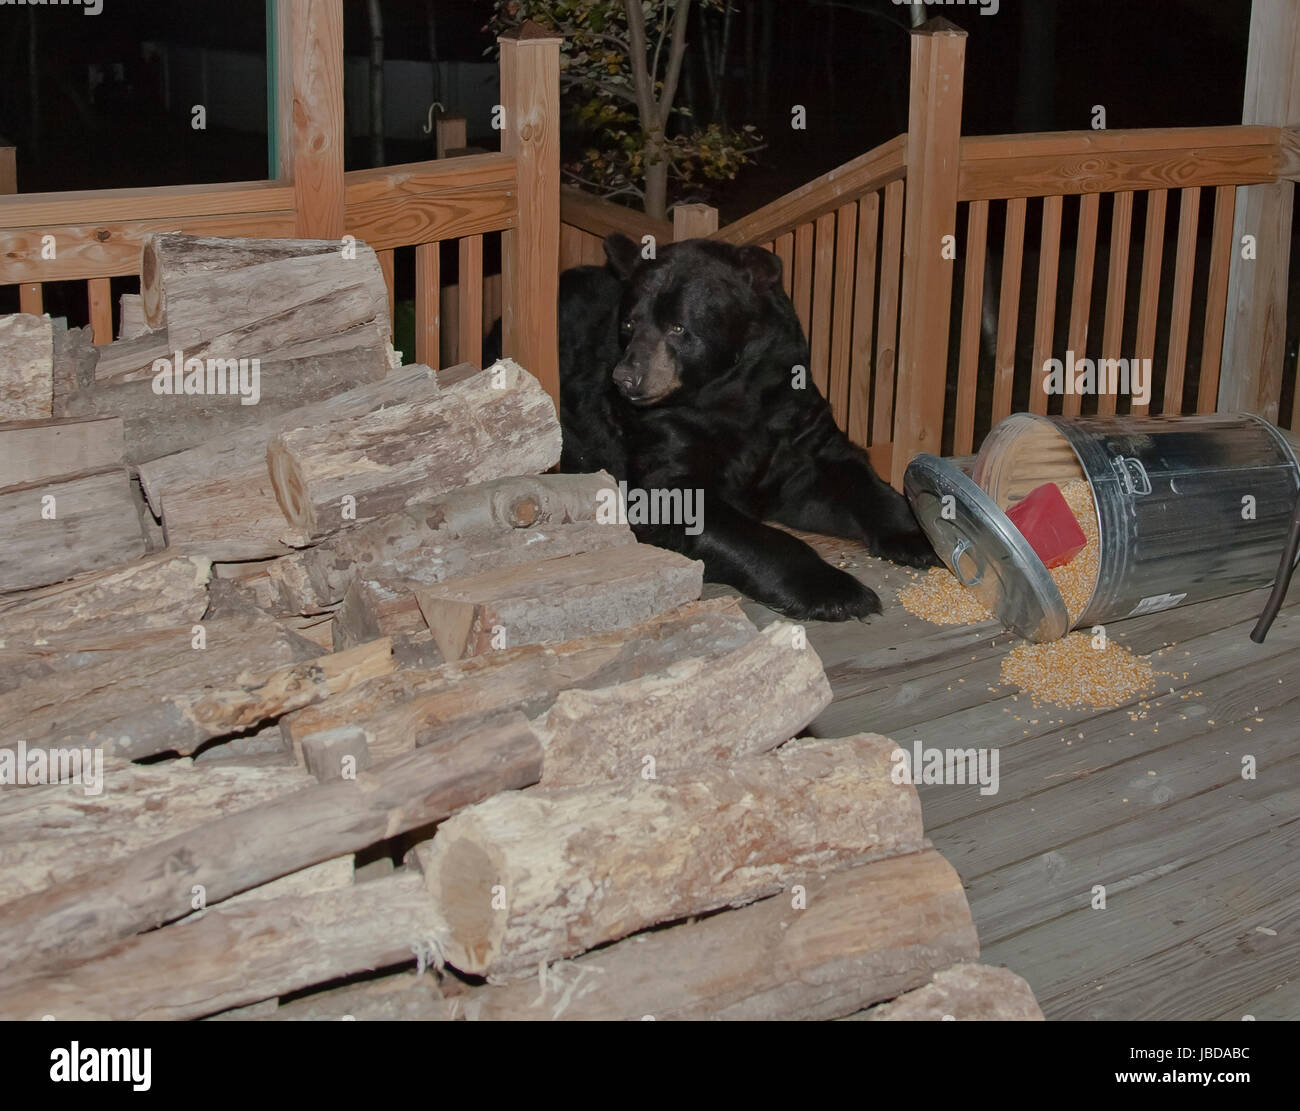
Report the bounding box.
[1000,632,1155,709]
[898,478,1156,708]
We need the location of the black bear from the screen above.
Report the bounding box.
[559,233,937,621]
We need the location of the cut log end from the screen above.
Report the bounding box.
[140,239,165,330]
[424,831,505,974]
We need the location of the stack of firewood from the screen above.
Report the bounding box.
[0,235,1042,1021]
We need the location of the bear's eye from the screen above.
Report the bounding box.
[621,319,634,332]
[670,323,685,335]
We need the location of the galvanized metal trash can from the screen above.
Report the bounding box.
[904,413,1300,642]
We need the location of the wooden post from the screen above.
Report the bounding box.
[275,0,345,239]
[1218,0,1300,421]
[436,116,468,159]
[891,18,966,489]
[673,204,719,241]
[498,24,561,405]
[0,139,15,195]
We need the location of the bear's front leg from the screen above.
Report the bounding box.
[767,448,939,569]
[629,491,883,622]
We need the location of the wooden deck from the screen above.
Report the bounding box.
[706,533,1300,1021]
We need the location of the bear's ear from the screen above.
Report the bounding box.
[737,245,782,294]
[604,233,641,280]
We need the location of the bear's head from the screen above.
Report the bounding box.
[602,232,800,406]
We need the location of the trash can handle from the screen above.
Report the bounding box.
[1112,454,1152,496]
[951,537,983,587]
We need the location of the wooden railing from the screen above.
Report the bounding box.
[0,8,561,400]
[702,22,1300,488]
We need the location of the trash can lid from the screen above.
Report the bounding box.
[904,453,1070,643]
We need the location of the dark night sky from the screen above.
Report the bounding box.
[0,0,1255,201]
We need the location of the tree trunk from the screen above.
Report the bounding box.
[643,149,670,223]
[368,0,386,168]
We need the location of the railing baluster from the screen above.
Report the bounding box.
[19,282,42,315]
[775,232,794,298]
[1131,188,1167,417]
[954,199,989,454]
[793,222,814,340]
[872,180,904,448]
[848,193,880,450]
[1098,191,1134,417]
[87,277,113,345]
[1198,184,1237,414]
[415,241,441,370]
[1162,187,1201,414]
[827,203,858,431]
[992,197,1027,425]
[377,248,396,324]
[1029,195,1063,416]
[1063,192,1100,418]
[810,212,835,396]
[459,234,484,368]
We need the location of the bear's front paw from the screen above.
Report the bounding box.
[871,527,940,569]
[771,562,882,622]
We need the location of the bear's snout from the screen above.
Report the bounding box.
[613,338,680,405]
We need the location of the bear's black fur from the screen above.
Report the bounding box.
[558,233,937,621]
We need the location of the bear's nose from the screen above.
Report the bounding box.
[612,363,643,397]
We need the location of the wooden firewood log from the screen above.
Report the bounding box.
[0,713,541,978]
[464,851,978,1021]
[414,733,927,978]
[0,313,53,421]
[850,963,1045,1021]
[266,359,561,547]
[266,471,633,615]
[0,416,123,490]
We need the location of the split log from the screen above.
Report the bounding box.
[0,469,147,592]
[179,856,355,922]
[415,733,927,978]
[466,851,977,1021]
[59,344,392,466]
[91,330,171,383]
[853,964,1045,1021]
[0,416,123,490]
[534,621,831,787]
[49,321,98,405]
[117,293,147,340]
[415,545,702,662]
[266,471,633,615]
[333,576,427,650]
[300,725,372,782]
[0,617,346,759]
[0,313,53,420]
[282,598,757,762]
[0,758,313,905]
[267,359,561,547]
[0,552,210,648]
[0,713,542,976]
[0,871,440,1021]
[135,364,441,561]
[141,233,392,362]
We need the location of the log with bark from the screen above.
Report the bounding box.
[0,417,123,491]
[136,364,440,561]
[464,851,977,1020]
[0,552,210,649]
[91,330,171,383]
[0,312,53,421]
[0,871,440,1021]
[140,233,393,364]
[267,359,561,547]
[255,969,463,1021]
[0,618,383,760]
[0,713,541,976]
[414,733,927,978]
[0,758,314,905]
[533,620,831,787]
[59,344,394,466]
[0,468,147,592]
[415,544,702,662]
[851,964,1045,1021]
[266,471,633,616]
[50,321,98,406]
[281,598,757,763]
